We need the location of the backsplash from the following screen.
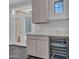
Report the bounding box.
[34,19,69,35]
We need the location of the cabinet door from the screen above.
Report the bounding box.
[32,0,39,23]
[32,0,48,23]
[37,36,49,59]
[39,0,48,23]
[27,35,36,56]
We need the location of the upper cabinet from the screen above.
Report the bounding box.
[32,0,48,24]
[32,0,69,23]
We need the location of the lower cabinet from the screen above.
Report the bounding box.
[37,36,49,59]
[27,35,37,56]
[27,35,49,59]
[27,35,69,59]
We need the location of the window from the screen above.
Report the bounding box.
[54,0,63,13]
[25,17,32,33]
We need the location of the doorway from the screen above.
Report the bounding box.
[15,16,32,46]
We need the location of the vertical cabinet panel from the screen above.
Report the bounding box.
[37,36,49,59]
[32,0,39,23]
[27,35,37,56]
[39,0,48,23]
[32,0,48,23]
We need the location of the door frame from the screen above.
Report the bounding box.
[14,16,33,46]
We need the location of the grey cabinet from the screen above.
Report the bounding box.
[32,0,48,23]
[32,0,39,23]
[27,35,37,56]
[37,36,49,59]
[27,35,49,59]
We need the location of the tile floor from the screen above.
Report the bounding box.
[9,45,46,59]
[9,45,26,59]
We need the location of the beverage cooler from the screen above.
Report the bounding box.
[50,37,69,59]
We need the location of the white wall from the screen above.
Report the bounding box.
[9,9,15,44]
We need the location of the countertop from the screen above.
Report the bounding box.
[26,32,69,37]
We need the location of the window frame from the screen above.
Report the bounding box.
[54,0,64,14]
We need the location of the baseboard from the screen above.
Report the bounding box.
[9,42,26,47]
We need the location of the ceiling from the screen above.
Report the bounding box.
[9,0,31,9]
[9,0,31,5]
[9,0,32,17]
